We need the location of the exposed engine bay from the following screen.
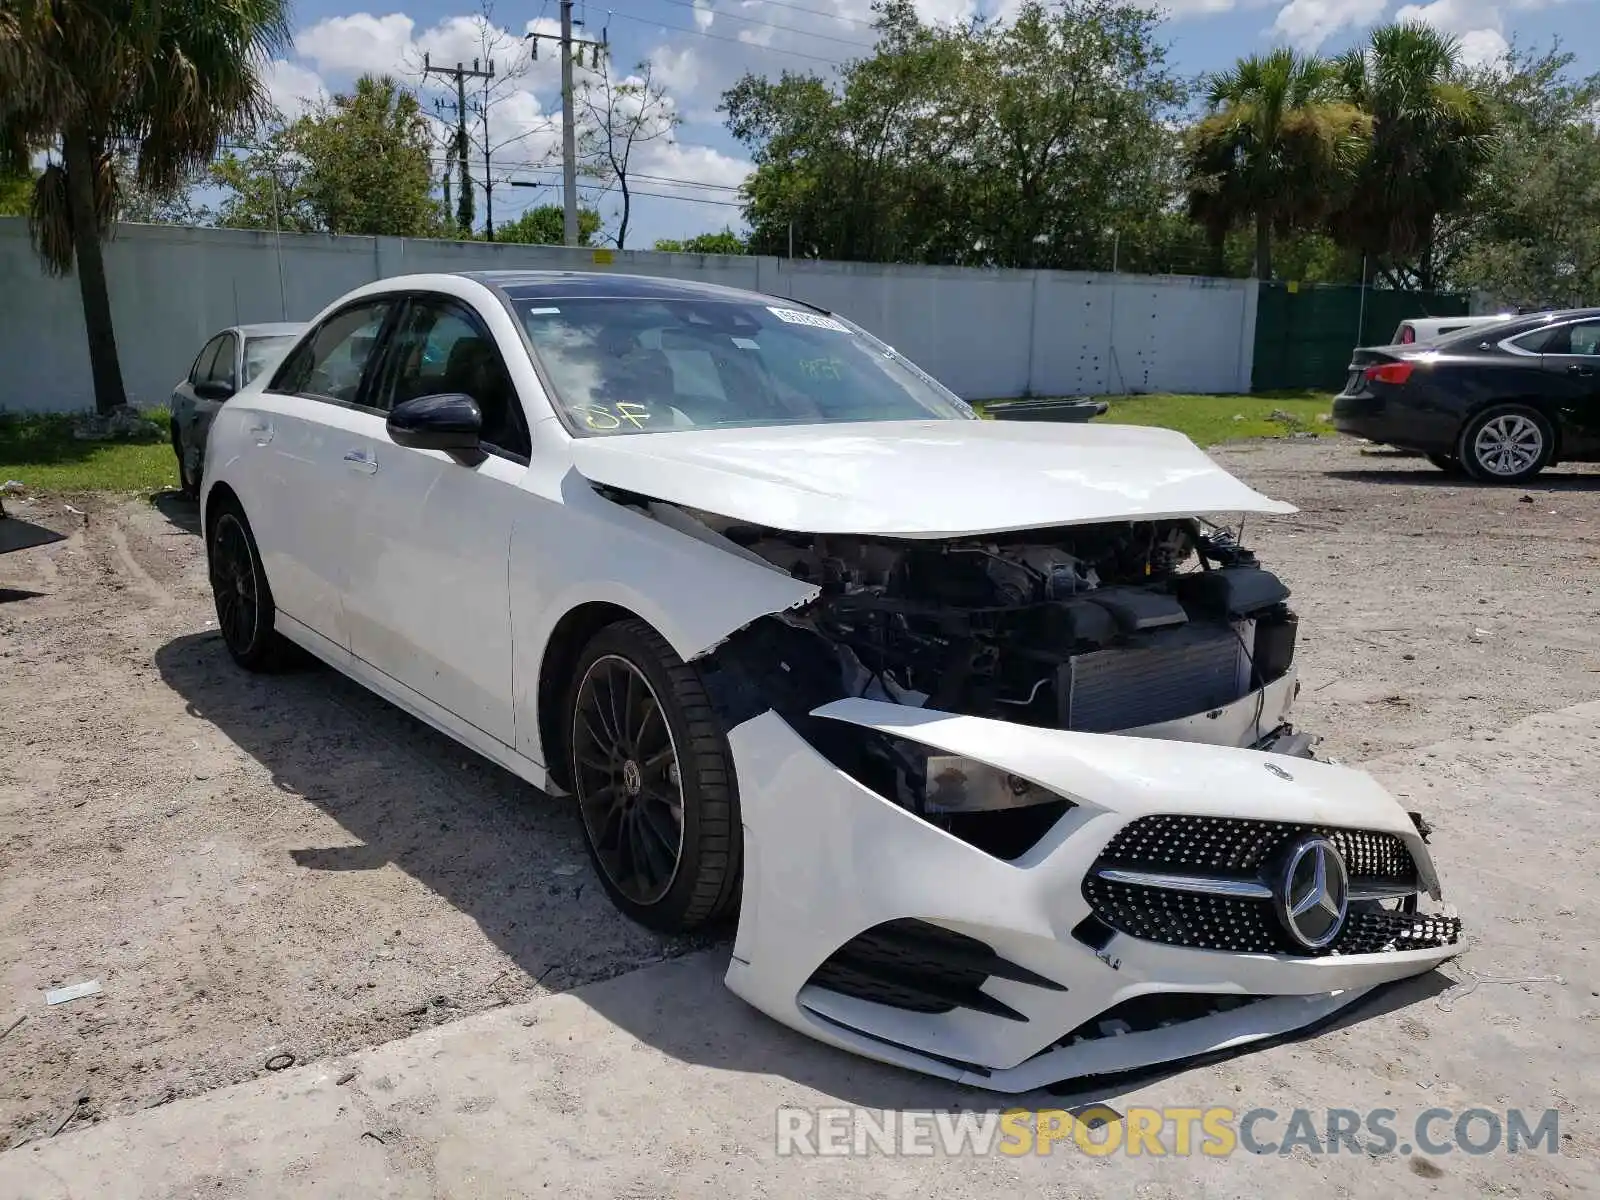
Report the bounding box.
[633,504,1307,856]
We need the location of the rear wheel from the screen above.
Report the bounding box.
[171,422,199,497]
[565,619,741,933]
[207,500,292,671]
[1459,404,1553,483]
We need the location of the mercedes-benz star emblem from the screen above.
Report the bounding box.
[1274,836,1349,950]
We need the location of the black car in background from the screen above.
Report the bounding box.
[1333,307,1600,483]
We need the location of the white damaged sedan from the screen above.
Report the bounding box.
[202,271,1461,1091]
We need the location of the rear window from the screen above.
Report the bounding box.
[243,335,299,384]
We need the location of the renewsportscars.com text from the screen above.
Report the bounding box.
[774,1106,1560,1158]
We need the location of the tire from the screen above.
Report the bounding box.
[1458,404,1554,484]
[206,499,293,672]
[172,421,199,498]
[565,618,741,933]
[1426,453,1467,476]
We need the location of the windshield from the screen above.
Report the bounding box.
[511,296,974,435]
[243,335,299,384]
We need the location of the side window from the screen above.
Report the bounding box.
[269,302,392,406]
[1566,321,1600,356]
[204,334,239,389]
[190,334,228,386]
[382,298,531,459]
[1510,325,1561,353]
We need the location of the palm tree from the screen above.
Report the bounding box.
[1330,22,1494,290]
[0,0,290,414]
[1185,48,1372,279]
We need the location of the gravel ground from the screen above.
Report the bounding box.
[1,436,1597,1149]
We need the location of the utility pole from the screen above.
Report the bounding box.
[424,54,494,238]
[526,9,606,246]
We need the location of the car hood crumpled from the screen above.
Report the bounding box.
[569,419,1296,537]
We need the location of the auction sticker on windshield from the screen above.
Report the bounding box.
[767,307,849,332]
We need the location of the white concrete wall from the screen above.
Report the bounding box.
[0,218,1258,413]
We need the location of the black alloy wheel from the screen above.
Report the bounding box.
[572,653,687,907]
[207,502,290,671]
[566,619,741,933]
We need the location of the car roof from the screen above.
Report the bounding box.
[235,322,308,338]
[1430,306,1600,346]
[457,269,789,306]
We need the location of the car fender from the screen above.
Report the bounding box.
[509,469,818,768]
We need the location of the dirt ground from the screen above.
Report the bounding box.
[1,436,1597,1150]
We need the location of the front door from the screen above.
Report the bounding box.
[340,294,532,748]
[247,299,397,650]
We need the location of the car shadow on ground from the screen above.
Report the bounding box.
[150,489,202,535]
[1326,467,1600,490]
[153,628,1459,1114]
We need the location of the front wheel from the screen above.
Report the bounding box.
[565,618,741,934]
[1458,404,1554,483]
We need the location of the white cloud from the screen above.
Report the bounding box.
[295,13,417,76]
[1395,0,1512,68]
[693,0,716,31]
[1271,0,1387,48]
[263,58,328,118]
[1455,27,1511,64]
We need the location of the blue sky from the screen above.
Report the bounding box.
[268,0,1598,247]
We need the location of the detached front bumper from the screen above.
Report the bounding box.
[723,699,1461,1093]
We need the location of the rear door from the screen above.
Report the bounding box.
[243,300,399,650]
[339,293,531,746]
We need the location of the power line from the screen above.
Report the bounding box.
[429,153,748,196]
[653,0,877,49]
[605,10,851,65]
[504,171,746,206]
[717,0,880,28]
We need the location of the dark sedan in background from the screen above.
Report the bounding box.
[1334,308,1600,483]
[170,322,305,495]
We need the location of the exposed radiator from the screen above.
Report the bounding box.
[1059,621,1252,733]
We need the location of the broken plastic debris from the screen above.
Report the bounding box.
[44,980,102,1005]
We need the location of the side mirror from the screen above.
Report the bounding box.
[387,393,484,463]
[194,380,235,402]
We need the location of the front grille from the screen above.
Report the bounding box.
[1082,877,1461,956]
[808,919,1064,1022]
[1061,623,1247,733]
[1097,814,1416,882]
[1084,815,1453,957]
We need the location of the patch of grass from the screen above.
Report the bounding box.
[1093,391,1334,445]
[975,391,1336,446]
[0,409,177,494]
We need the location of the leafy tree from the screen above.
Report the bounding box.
[1454,42,1600,307]
[213,75,446,237]
[1185,48,1371,279]
[724,0,1185,269]
[653,228,748,254]
[1330,23,1494,290]
[577,58,679,249]
[0,0,290,413]
[496,203,601,245]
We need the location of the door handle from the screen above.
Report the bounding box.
[247,421,273,445]
[343,449,378,475]
[1568,364,1595,377]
